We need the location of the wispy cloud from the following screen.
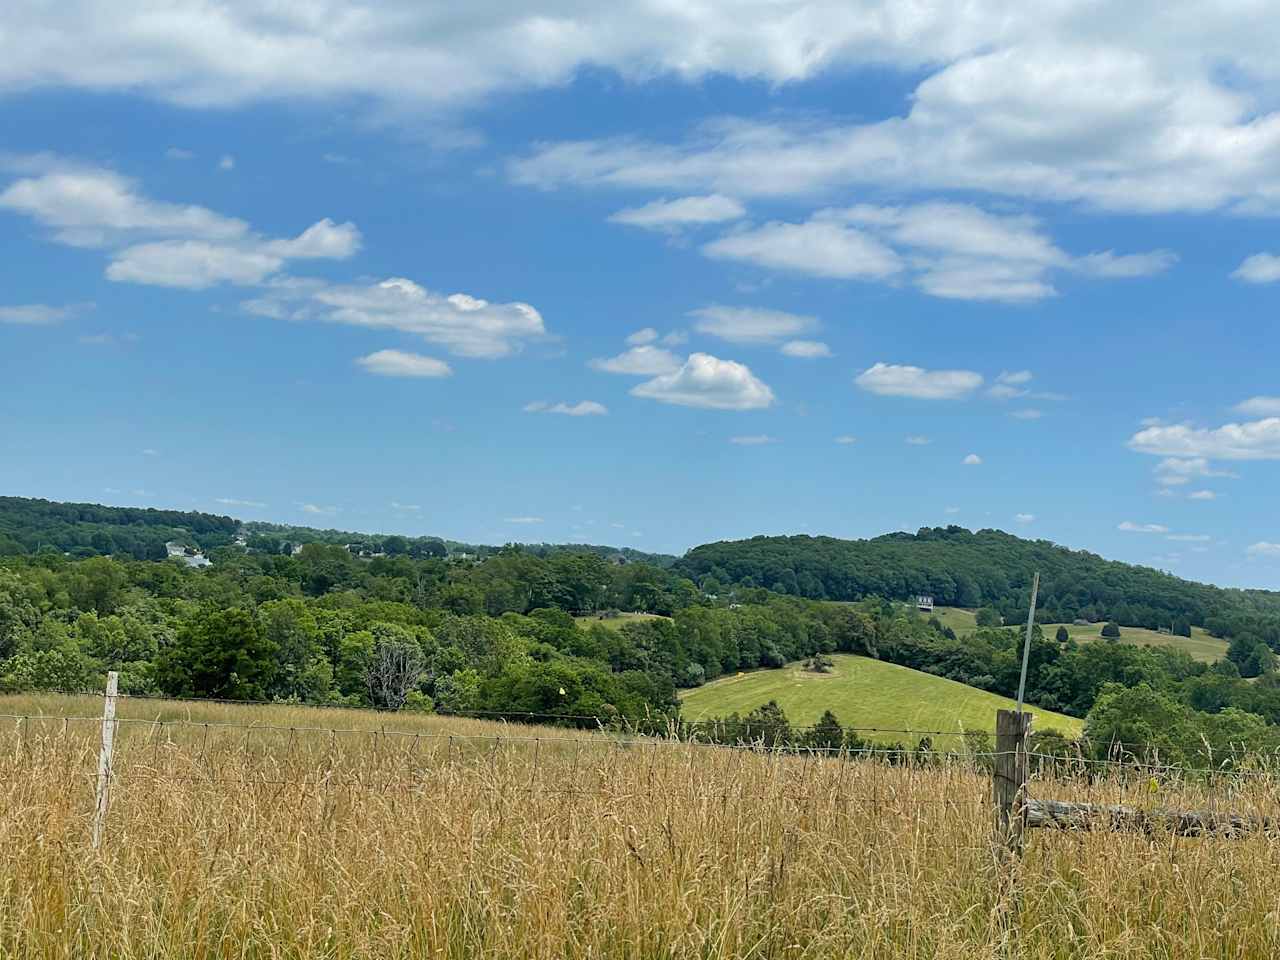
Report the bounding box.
[780,339,832,358]
[1118,521,1170,534]
[524,400,608,416]
[609,194,744,232]
[0,302,93,325]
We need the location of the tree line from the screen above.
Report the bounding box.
[677,526,1280,631]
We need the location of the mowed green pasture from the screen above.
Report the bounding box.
[573,611,669,631]
[929,606,978,635]
[679,655,1082,741]
[930,606,1227,663]
[1047,620,1227,663]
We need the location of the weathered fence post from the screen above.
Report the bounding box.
[993,708,1031,857]
[91,671,119,850]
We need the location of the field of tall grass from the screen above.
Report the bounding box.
[1,693,1279,959]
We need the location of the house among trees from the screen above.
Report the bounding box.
[164,540,211,568]
[916,595,934,612]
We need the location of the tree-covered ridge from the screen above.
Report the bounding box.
[0,496,238,559]
[677,526,1280,630]
[0,495,675,567]
[242,520,676,566]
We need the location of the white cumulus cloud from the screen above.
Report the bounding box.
[1129,419,1280,461]
[257,277,547,359]
[856,362,983,400]
[1153,456,1236,486]
[703,219,904,280]
[1247,542,1280,559]
[631,352,775,410]
[357,349,453,378]
[962,454,982,465]
[0,164,359,289]
[1232,254,1280,284]
[729,434,777,445]
[589,345,683,376]
[687,204,1168,303]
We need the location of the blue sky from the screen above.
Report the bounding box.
[2,3,1279,587]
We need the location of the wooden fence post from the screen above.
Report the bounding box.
[91,671,119,850]
[993,708,1031,857]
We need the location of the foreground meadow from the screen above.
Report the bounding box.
[0,694,1278,959]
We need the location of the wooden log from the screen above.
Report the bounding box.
[993,709,1032,855]
[1026,798,1277,838]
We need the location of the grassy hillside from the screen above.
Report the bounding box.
[574,612,669,631]
[931,605,978,635]
[931,605,1227,663]
[1051,620,1228,663]
[679,655,1083,740]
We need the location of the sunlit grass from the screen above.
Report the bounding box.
[679,654,1084,739]
[0,693,1275,959]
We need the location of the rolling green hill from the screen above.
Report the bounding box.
[677,527,1280,632]
[679,654,1083,741]
[0,496,237,559]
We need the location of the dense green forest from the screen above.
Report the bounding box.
[0,497,239,559]
[0,496,674,566]
[678,527,1280,631]
[5,496,1280,763]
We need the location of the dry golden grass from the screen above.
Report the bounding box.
[1,694,1279,959]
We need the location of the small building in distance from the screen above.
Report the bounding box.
[165,540,211,568]
[916,595,935,613]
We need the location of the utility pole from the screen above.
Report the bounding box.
[1015,572,1040,715]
